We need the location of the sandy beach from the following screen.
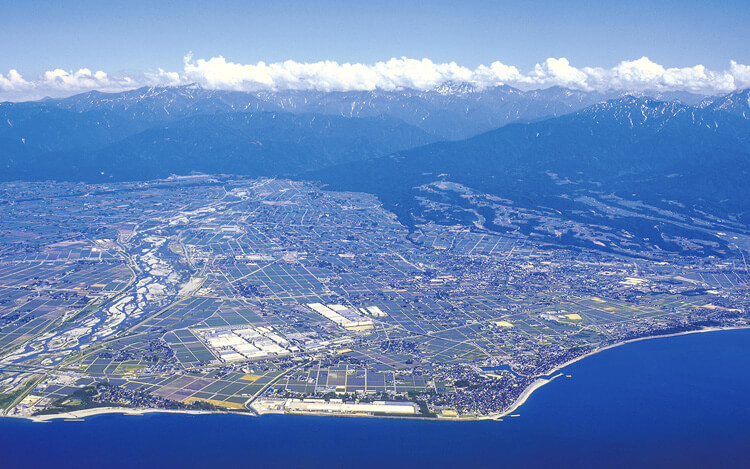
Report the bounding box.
[10,325,750,424]
[27,407,218,423]
[479,325,750,421]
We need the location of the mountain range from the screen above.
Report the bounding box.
[318,92,750,256]
[0,83,715,181]
[1,83,748,256]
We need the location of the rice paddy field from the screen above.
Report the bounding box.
[1,177,747,418]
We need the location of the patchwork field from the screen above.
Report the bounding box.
[1,177,747,418]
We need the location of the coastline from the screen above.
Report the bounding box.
[481,324,750,421]
[23,407,222,423]
[479,374,563,421]
[8,325,750,424]
[551,324,750,377]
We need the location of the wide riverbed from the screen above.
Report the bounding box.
[3,328,750,468]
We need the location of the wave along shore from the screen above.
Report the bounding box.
[10,325,750,423]
[483,325,750,421]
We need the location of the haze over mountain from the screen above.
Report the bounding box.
[11,82,615,142]
[0,84,561,180]
[701,88,750,118]
[5,82,706,141]
[318,93,750,256]
[0,83,712,181]
[8,112,436,181]
[2,84,748,257]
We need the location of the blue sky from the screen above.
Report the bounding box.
[2,0,750,100]
[3,0,749,74]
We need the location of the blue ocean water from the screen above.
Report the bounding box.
[2,329,750,468]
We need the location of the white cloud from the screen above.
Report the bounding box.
[730,60,750,89]
[0,69,31,91]
[0,67,138,101]
[527,57,590,89]
[580,57,737,94]
[182,55,478,92]
[473,61,524,86]
[2,55,750,101]
[40,68,135,91]
[144,68,183,87]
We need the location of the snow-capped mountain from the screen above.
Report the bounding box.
[34,83,693,140]
[51,84,269,122]
[1,87,748,193]
[702,88,750,119]
[317,93,750,253]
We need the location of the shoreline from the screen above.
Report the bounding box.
[478,374,564,421]
[24,407,223,423]
[7,325,749,424]
[551,324,750,378]
[483,324,750,420]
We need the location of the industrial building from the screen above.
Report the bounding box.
[193,325,291,362]
[282,398,417,415]
[307,303,374,331]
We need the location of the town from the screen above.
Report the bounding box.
[0,175,748,419]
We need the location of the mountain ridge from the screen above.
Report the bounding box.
[314,93,750,256]
[4,83,713,141]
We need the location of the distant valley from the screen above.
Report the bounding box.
[1,84,749,258]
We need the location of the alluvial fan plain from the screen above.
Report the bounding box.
[0,175,747,420]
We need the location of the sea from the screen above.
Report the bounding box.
[2,328,750,468]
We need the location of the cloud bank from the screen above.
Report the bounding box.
[3,55,750,101]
